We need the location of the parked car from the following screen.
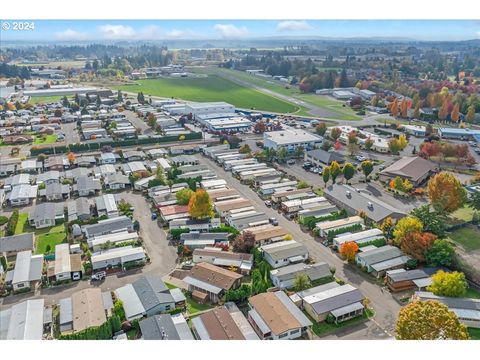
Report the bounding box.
[151,212,158,220]
[264,200,272,207]
[181,261,194,270]
[72,273,81,281]
[91,271,106,282]
[269,217,279,226]
[287,159,296,165]
[302,161,313,169]
[356,155,366,161]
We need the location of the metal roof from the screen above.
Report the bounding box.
[330,302,364,317]
[183,276,223,294]
[371,255,410,272]
[115,284,145,320]
[4,299,44,340]
[131,276,174,312]
[59,297,73,325]
[12,250,42,285]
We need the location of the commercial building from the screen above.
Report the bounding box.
[186,102,235,119]
[438,128,480,141]
[304,149,345,166]
[379,156,437,187]
[323,184,407,224]
[263,128,323,152]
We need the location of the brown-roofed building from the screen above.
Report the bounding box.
[71,288,107,333]
[243,224,289,244]
[3,135,34,145]
[248,291,312,340]
[214,198,253,217]
[379,156,437,186]
[159,205,189,222]
[183,262,243,304]
[192,307,245,340]
[207,188,239,202]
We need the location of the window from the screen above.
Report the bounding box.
[278,332,289,338]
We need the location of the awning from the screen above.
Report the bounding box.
[330,302,364,318]
[288,255,305,263]
[412,277,432,288]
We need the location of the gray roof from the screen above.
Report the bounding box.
[131,276,174,311]
[305,149,345,164]
[230,213,268,228]
[30,202,64,223]
[8,184,37,201]
[416,292,480,312]
[139,314,193,340]
[171,155,198,164]
[324,184,406,222]
[44,183,70,196]
[180,232,229,242]
[380,156,436,182]
[12,250,43,285]
[306,284,365,315]
[271,262,331,283]
[262,241,308,262]
[59,297,73,325]
[76,176,101,192]
[83,215,132,238]
[387,268,441,282]
[37,170,61,183]
[0,233,34,253]
[105,172,130,185]
[65,167,91,179]
[1,299,45,340]
[102,291,114,310]
[356,245,405,266]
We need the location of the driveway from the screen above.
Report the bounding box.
[0,190,177,309]
[196,154,400,339]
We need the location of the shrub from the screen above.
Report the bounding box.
[170,228,191,241]
[0,216,8,226]
[327,224,363,241]
[358,238,387,248]
[6,210,19,236]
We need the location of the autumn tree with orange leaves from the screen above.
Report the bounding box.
[450,103,460,123]
[67,152,76,164]
[389,98,399,118]
[339,242,359,263]
[400,231,437,262]
[188,189,214,219]
[427,172,467,214]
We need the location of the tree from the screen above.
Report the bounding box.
[413,102,420,119]
[315,122,327,136]
[175,188,194,205]
[330,127,342,141]
[147,113,156,128]
[330,161,341,184]
[322,166,330,185]
[388,138,401,154]
[179,135,186,142]
[393,216,423,246]
[239,144,251,154]
[62,96,70,107]
[364,137,374,151]
[427,271,467,297]
[397,134,408,151]
[297,180,309,189]
[466,105,475,123]
[401,231,437,262]
[379,217,395,239]
[390,97,398,118]
[117,90,123,103]
[67,152,76,164]
[411,205,446,237]
[427,172,467,214]
[360,160,373,180]
[233,231,255,253]
[425,239,455,267]
[293,273,311,292]
[188,189,214,219]
[451,103,460,123]
[438,100,449,121]
[347,132,359,155]
[395,300,469,340]
[113,300,126,321]
[253,121,267,134]
[342,163,355,184]
[137,92,145,104]
[471,191,480,211]
[339,241,359,262]
[118,200,132,215]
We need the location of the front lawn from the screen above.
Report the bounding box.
[35,224,67,254]
[186,297,213,314]
[311,308,375,337]
[447,226,480,252]
[465,287,480,299]
[468,327,480,340]
[449,205,475,223]
[33,135,58,145]
[14,213,29,234]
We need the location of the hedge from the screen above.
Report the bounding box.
[210,225,240,236]
[327,223,363,241]
[59,316,121,340]
[301,210,348,230]
[6,210,19,236]
[30,132,203,156]
[0,216,9,226]
[170,228,191,241]
[358,237,387,248]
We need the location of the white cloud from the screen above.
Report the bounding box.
[98,24,136,40]
[214,24,248,38]
[276,21,313,32]
[137,25,161,40]
[54,29,88,41]
[165,29,200,39]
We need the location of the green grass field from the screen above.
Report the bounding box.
[113,75,300,114]
[28,96,64,105]
[311,308,375,337]
[35,223,67,255]
[212,68,361,120]
[14,213,30,235]
[186,297,213,314]
[468,327,480,340]
[447,225,480,251]
[33,135,58,145]
[449,206,475,223]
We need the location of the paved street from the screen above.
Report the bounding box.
[196,154,400,339]
[0,190,177,309]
